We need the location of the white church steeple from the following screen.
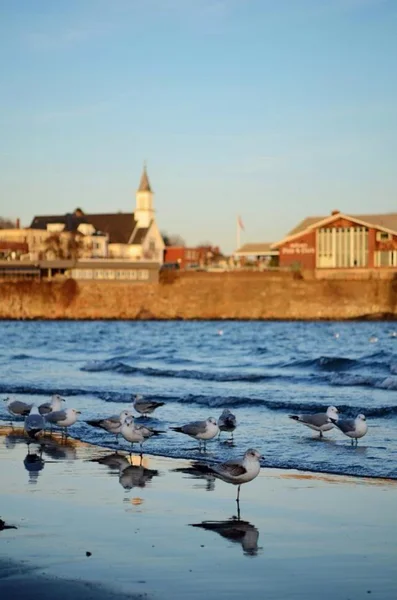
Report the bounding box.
[135,163,154,228]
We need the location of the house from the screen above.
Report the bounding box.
[26,166,165,262]
[272,210,397,270]
[234,243,278,267]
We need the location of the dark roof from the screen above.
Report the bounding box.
[288,213,397,236]
[85,213,136,244]
[30,212,137,244]
[30,214,88,232]
[138,166,152,192]
[130,227,149,245]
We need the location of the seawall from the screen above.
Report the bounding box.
[0,272,396,320]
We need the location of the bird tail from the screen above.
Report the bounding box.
[147,429,165,436]
[329,418,338,425]
[170,426,183,433]
[86,420,102,428]
[288,415,300,421]
[154,402,165,408]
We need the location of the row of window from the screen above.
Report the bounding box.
[317,227,369,268]
[70,269,150,280]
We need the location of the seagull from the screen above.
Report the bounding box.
[45,408,81,437]
[86,410,133,442]
[191,448,262,508]
[4,397,33,420]
[24,406,45,442]
[120,418,148,453]
[133,395,165,417]
[38,394,66,415]
[369,336,378,343]
[171,417,219,450]
[331,413,368,445]
[288,406,339,437]
[218,409,237,441]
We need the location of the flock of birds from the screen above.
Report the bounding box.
[2,394,368,504]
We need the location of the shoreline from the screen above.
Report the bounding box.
[1,429,396,599]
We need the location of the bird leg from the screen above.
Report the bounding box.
[237,484,241,502]
[319,431,323,438]
[236,498,241,522]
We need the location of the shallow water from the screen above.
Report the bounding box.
[0,320,397,479]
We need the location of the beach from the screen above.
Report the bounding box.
[0,428,396,600]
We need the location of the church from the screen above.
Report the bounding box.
[28,166,165,263]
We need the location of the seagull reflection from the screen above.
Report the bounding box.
[172,466,216,491]
[190,517,260,556]
[40,436,78,461]
[90,452,160,490]
[90,452,130,473]
[119,465,159,490]
[23,451,45,484]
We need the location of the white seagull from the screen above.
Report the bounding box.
[45,408,81,437]
[86,410,133,442]
[331,413,368,445]
[289,406,339,438]
[171,417,219,450]
[120,417,146,453]
[192,448,262,503]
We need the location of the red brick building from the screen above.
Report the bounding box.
[164,245,222,269]
[272,211,397,270]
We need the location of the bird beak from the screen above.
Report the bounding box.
[76,411,82,414]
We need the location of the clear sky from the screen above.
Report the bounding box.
[0,0,396,254]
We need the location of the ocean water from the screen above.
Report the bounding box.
[0,320,396,479]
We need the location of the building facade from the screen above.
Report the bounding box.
[0,166,165,263]
[272,211,397,270]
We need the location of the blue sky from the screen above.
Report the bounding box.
[0,0,396,253]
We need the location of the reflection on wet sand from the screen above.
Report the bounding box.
[23,452,45,484]
[172,465,216,491]
[4,430,78,461]
[190,517,260,556]
[90,452,160,490]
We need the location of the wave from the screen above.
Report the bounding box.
[328,373,397,390]
[81,359,272,383]
[1,384,396,418]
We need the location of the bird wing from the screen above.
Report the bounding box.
[9,400,32,415]
[335,418,356,434]
[182,421,207,435]
[299,413,329,427]
[216,460,247,478]
[45,410,67,423]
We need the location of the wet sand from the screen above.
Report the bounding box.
[0,427,396,600]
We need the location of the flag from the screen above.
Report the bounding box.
[237,215,245,231]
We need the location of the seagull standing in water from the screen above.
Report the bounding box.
[171,417,219,450]
[288,406,339,438]
[133,395,165,417]
[24,406,45,446]
[331,413,368,445]
[192,448,262,516]
[86,410,133,442]
[38,394,66,415]
[4,397,33,422]
[45,408,81,437]
[218,409,237,441]
[120,417,146,454]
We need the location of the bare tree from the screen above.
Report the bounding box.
[44,232,85,260]
[161,232,186,247]
[0,217,16,229]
